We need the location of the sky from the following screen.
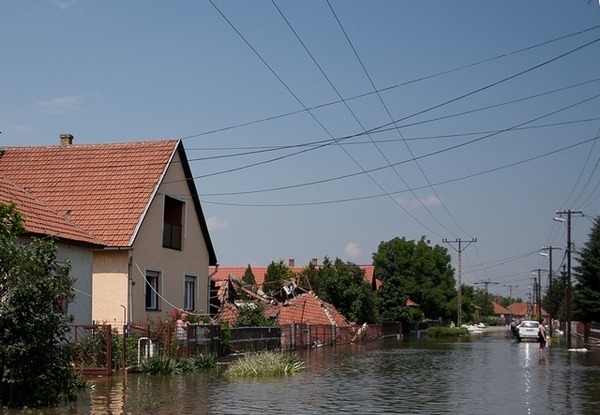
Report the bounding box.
[2,1,600,301]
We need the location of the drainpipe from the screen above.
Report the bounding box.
[207,264,219,318]
[128,251,133,324]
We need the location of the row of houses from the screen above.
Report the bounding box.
[492,301,549,325]
[1,135,535,332]
[0,135,370,330]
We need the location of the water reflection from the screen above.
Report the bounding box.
[6,330,600,414]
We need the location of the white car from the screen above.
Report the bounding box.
[517,320,540,342]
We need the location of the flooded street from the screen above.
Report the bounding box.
[13,329,600,414]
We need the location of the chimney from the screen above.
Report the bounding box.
[311,258,318,266]
[288,258,295,268]
[60,134,73,146]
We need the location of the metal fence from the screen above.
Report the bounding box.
[280,321,403,350]
[188,324,221,355]
[228,326,281,352]
[72,320,405,376]
[72,324,112,377]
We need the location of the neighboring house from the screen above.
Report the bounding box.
[269,292,350,326]
[0,175,104,326]
[507,302,549,322]
[211,272,350,328]
[492,301,510,325]
[0,135,217,327]
[209,259,379,317]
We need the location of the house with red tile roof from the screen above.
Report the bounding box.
[271,292,350,326]
[209,259,378,315]
[0,175,103,325]
[507,302,548,322]
[492,301,510,325]
[0,135,217,326]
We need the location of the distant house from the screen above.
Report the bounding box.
[209,259,379,317]
[211,273,350,328]
[507,302,549,322]
[492,301,510,325]
[0,135,217,327]
[0,176,103,326]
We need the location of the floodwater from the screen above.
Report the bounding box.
[9,329,600,414]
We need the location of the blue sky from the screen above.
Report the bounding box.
[2,1,600,300]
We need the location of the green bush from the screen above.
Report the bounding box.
[191,353,218,369]
[137,354,218,375]
[0,204,83,408]
[224,351,305,378]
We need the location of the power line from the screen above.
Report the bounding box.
[178,24,600,142]
[269,0,446,237]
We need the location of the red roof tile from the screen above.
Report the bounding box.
[0,175,102,245]
[276,292,351,326]
[492,301,510,315]
[507,302,548,317]
[0,140,177,246]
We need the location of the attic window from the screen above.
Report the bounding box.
[163,196,184,250]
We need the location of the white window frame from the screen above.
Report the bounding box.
[184,274,197,311]
[145,269,162,310]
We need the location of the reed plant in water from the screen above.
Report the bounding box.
[138,353,217,374]
[224,351,305,378]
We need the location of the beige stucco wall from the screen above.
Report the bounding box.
[130,150,211,324]
[91,150,212,326]
[92,249,129,327]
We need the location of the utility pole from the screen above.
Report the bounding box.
[443,238,477,327]
[555,209,583,348]
[541,246,560,333]
[532,269,545,319]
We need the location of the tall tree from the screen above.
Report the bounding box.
[373,236,456,323]
[242,264,256,285]
[297,260,320,293]
[573,215,600,343]
[316,258,381,324]
[0,204,79,408]
[263,260,294,293]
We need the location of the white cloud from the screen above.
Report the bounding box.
[420,195,442,206]
[207,216,229,231]
[53,0,78,10]
[395,194,441,208]
[36,95,80,115]
[344,242,361,260]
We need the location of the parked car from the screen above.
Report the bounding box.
[517,320,540,342]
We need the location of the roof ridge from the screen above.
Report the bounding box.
[1,138,179,151]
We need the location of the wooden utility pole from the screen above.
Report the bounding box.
[443,238,477,327]
[555,209,583,348]
[541,246,560,332]
[532,269,545,319]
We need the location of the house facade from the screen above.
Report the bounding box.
[0,135,217,327]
